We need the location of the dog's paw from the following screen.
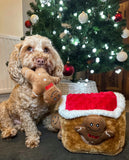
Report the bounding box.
[25,135,40,148]
[1,128,17,138]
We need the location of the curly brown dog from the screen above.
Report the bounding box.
[0,35,64,148]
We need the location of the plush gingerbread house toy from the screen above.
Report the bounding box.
[58,91,126,155]
[21,67,62,105]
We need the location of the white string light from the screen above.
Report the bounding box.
[92,48,97,53]
[99,11,104,16]
[114,23,118,27]
[105,44,109,50]
[111,51,115,55]
[47,2,51,6]
[112,16,115,20]
[62,46,66,50]
[109,56,113,59]
[96,57,100,63]
[100,11,106,19]
[41,4,45,7]
[59,0,63,5]
[64,29,69,34]
[87,9,91,13]
[90,70,95,74]
[101,15,106,19]
[51,12,54,15]
[53,31,56,35]
[76,26,82,30]
[82,44,86,48]
[95,31,98,34]
[74,41,79,46]
[73,13,77,17]
[59,7,63,11]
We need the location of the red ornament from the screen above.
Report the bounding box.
[63,61,75,76]
[25,20,32,28]
[115,12,122,22]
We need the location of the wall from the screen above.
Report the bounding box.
[0,35,20,94]
[0,0,23,95]
[0,0,36,95]
[0,0,23,37]
[22,0,35,35]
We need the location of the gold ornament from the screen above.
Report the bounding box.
[30,14,39,24]
[61,23,72,29]
[59,32,66,39]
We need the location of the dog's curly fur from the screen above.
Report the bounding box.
[0,35,64,148]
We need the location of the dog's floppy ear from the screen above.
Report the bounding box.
[15,43,22,52]
[52,49,64,79]
[8,42,25,84]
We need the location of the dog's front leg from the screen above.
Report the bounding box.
[18,109,40,148]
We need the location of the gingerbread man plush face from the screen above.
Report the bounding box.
[84,115,106,136]
[75,115,114,145]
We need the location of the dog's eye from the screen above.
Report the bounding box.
[27,47,33,52]
[44,47,49,53]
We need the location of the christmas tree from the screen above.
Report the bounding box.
[25,0,129,80]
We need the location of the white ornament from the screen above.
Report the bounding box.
[121,28,129,39]
[30,14,39,24]
[78,11,88,24]
[116,51,128,62]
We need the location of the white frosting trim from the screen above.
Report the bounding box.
[59,92,125,119]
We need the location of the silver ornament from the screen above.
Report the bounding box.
[78,11,88,24]
[116,51,128,62]
[121,28,129,39]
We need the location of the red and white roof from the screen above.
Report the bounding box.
[59,92,125,119]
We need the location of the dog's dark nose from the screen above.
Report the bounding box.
[36,58,44,65]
